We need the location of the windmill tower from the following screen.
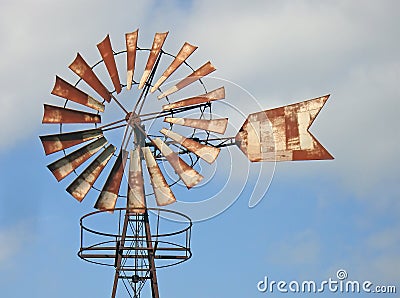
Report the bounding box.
[40,28,333,298]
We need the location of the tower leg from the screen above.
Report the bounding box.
[144,210,160,298]
[111,210,130,298]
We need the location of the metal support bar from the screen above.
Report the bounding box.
[144,210,160,298]
[111,211,130,298]
[80,253,189,259]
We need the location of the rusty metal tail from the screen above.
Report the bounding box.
[235,95,334,161]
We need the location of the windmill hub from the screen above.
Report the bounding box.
[125,112,141,126]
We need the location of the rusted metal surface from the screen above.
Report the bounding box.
[138,32,169,89]
[128,148,146,213]
[162,87,225,110]
[94,150,128,210]
[150,42,198,93]
[67,144,116,202]
[47,137,108,181]
[164,117,228,134]
[69,53,111,102]
[158,61,216,99]
[235,95,334,161]
[51,76,105,112]
[160,128,220,164]
[142,147,176,206]
[39,128,103,155]
[42,104,101,124]
[125,29,138,90]
[97,35,122,94]
[152,138,203,189]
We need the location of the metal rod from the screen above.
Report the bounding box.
[143,210,160,298]
[111,211,130,298]
[98,118,127,130]
[111,94,129,115]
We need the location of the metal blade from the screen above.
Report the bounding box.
[42,104,101,124]
[67,144,116,202]
[160,128,220,164]
[235,95,334,161]
[97,35,122,94]
[164,117,228,134]
[51,76,105,112]
[152,138,203,189]
[39,128,103,155]
[69,53,111,102]
[150,42,197,93]
[47,137,108,181]
[127,148,145,213]
[158,61,216,99]
[138,32,168,89]
[142,147,176,206]
[94,150,128,211]
[162,87,225,110]
[126,29,138,90]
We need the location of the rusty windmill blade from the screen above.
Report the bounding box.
[162,87,225,110]
[160,128,220,164]
[42,104,101,124]
[51,76,105,112]
[164,117,228,134]
[142,146,176,206]
[97,35,122,94]
[47,137,108,181]
[150,42,198,93]
[235,95,334,161]
[127,148,146,213]
[138,32,169,89]
[69,53,111,102]
[94,150,128,211]
[67,144,116,202]
[126,29,139,90]
[152,138,203,189]
[158,61,216,99]
[40,128,103,155]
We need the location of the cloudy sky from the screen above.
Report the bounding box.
[0,0,399,297]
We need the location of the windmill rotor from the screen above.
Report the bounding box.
[40,27,333,298]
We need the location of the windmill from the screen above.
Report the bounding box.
[40,28,333,298]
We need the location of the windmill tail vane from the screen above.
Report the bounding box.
[235,94,333,162]
[39,27,333,298]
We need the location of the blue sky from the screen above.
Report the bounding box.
[1,0,399,297]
